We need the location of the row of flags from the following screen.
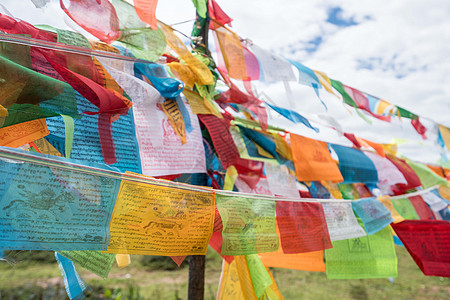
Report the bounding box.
[0,1,449,299]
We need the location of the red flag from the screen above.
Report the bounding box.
[198,114,240,169]
[60,0,120,43]
[411,117,427,139]
[392,220,450,277]
[408,195,435,220]
[208,0,233,27]
[276,202,332,254]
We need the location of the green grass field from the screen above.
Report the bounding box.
[0,246,448,299]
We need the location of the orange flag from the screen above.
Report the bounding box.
[213,23,248,80]
[133,0,158,30]
[290,134,343,182]
[0,119,49,148]
[356,137,385,157]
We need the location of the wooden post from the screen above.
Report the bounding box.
[188,255,206,300]
[188,11,210,300]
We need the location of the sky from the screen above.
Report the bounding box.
[1,0,450,163]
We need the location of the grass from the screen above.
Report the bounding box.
[0,246,448,299]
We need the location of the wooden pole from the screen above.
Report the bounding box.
[188,255,206,300]
[188,12,210,300]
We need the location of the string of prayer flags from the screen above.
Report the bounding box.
[322,202,367,241]
[351,197,394,235]
[325,225,398,279]
[107,173,215,256]
[58,251,116,279]
[276,201,332,253]
[330,144,378,184]
[60,0,121,43]
[55,253,91,300]
[216,193,278,255]
[290,134,344,182]
[0,148,120,250]
[392,220,450,277]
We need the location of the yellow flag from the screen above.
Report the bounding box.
[314,70,339,97]
[161,99,187,144]
[182,89,215,115]
[217,257,258,300]
[115,254,131,268]
[159,22,214,86]
[224,166,238,191]
[0,104,7,117]
[107,172,215,256]
[33,137,63,157]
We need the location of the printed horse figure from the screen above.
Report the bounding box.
[2,188,75,221]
